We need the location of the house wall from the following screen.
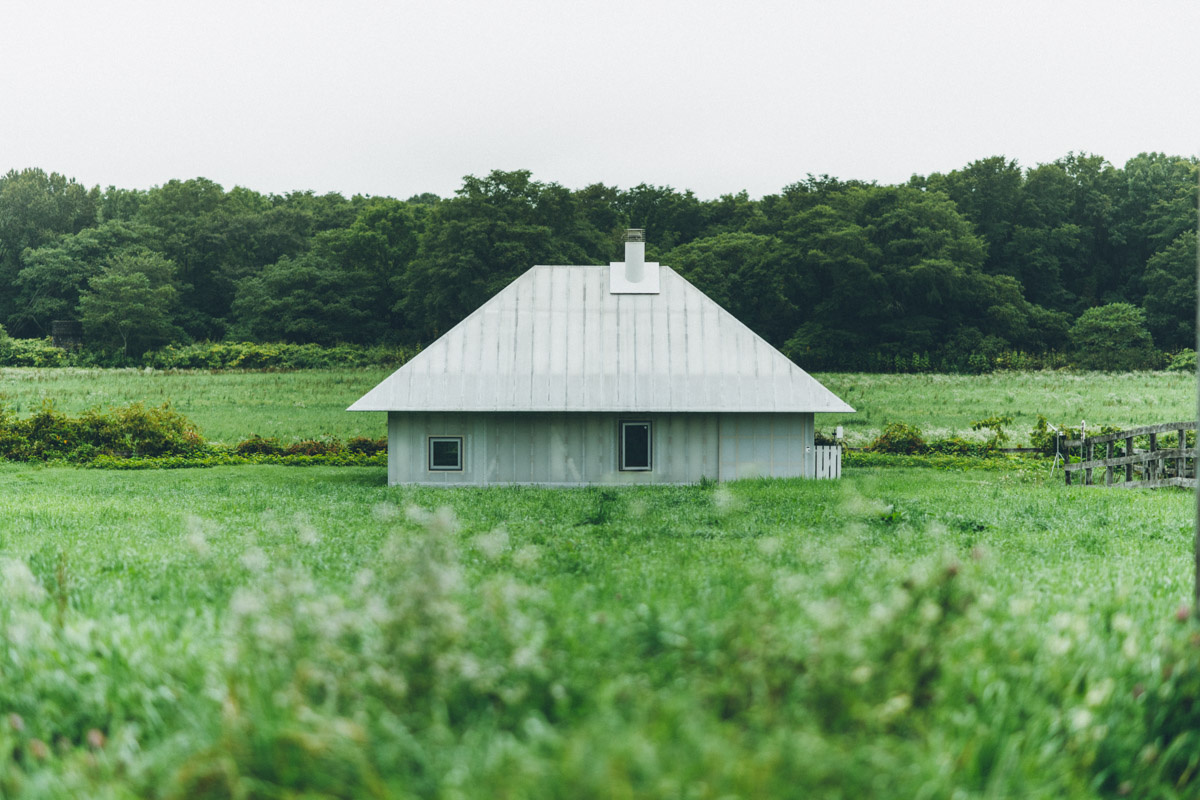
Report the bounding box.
[386,412,817,486]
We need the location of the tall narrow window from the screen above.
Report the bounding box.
[620,421,652,471]
[428,436,463,471]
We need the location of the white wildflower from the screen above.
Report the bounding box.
[877,694,912,722]
[294,513,320,546]
[472,528,509,560]
[1047,635,1072,656]
[184,515,212,557]
[240,546,269,572]
[372,502,400,521]
[0,559,45,603]
[1008,596,1034,616]
[229,587,266,620]
[1086,678,1114,708]
[431,506,459,535]
[1068,707,1094,732]
[713,485,737,512]
[513,545,541,570]
[404,504,432,525]
[1122,635,1139,659]
[757,536,782,556]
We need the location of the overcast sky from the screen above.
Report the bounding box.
[1,0,1196,200]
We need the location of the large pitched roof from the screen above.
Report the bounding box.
[349,264,853,413]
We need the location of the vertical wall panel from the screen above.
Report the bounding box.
[387,411,822,486]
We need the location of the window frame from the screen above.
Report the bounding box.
[428,436,464,472]
[618,420,653,471]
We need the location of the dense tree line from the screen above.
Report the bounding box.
[0,154,1194,369]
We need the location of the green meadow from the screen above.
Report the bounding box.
[0,464,1197,798]
[1,367,1196,446]
[2,368,1200,797]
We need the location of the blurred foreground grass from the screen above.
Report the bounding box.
[0,463,1196,797]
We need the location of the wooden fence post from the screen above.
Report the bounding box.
[1180,427,1188,480]
[1126,436,1134,483]
[1085,441,1094,485]
[1149,433,1159,481]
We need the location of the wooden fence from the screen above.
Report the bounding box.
[1062,421,1196,489]
[815,445,842,479]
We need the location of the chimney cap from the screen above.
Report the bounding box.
[624,228,645,242]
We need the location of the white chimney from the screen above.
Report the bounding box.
[624,229,645,282]
[610,228,660,294]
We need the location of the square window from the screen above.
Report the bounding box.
[620,421,652,471]
[429,436,463,471]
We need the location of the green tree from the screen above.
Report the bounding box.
[665,232,790,343]
[0,169,100,330]
[399,170,611,341]
[1142,230,1197,351]
[10,221,149,334]
[921,156,1024,277]
[231,198,421,345]
[78,252,183,357]
[1068,302,1159,370]
[230,252,381,345]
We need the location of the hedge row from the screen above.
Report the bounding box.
[143,341,417,370]
[0,338,418,370]
[0,403,205,462]
[84,451,388,470]
[0,402,387,467]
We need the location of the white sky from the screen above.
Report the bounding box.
[1,0,1196,200]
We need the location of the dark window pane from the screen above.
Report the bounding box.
[431,438,461,469]
[623,423,651,470]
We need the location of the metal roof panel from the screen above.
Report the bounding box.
[348,265,854,413]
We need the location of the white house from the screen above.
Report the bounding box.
[349,230,853,486]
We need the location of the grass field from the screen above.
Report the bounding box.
[1,367,1196,446]
[0,463,1196,797]
[0,367,393,443]
[3,368,1200,796]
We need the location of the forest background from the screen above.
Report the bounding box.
[0,151,1194,373]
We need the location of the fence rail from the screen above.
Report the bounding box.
[1062,421,1195,488]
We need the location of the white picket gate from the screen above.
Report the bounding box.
[814,446,842,479]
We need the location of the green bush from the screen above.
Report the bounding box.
[926,436,991,457]
[970,414,1013,449]
[0,402,206,461]
[233,435,287,456]
[0,337,70,367]
[285,439,343,456]
[869,423,928,455]
[1166,349,1196,372]
[347,436,387,455]
[1069,303,1162,371]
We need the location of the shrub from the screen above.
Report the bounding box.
[970,414,1013,449]
[233,435,287,456]
[926,436,990,457]
[1069,303,1161,371]
[0,402,206,461]
[1167,349,1196,372]
[814,429,838,446]
[142,341,418,370]
[0,337,70,367]
[285,439,343,456]
[870,423,928,455]
[347,436,387,455]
